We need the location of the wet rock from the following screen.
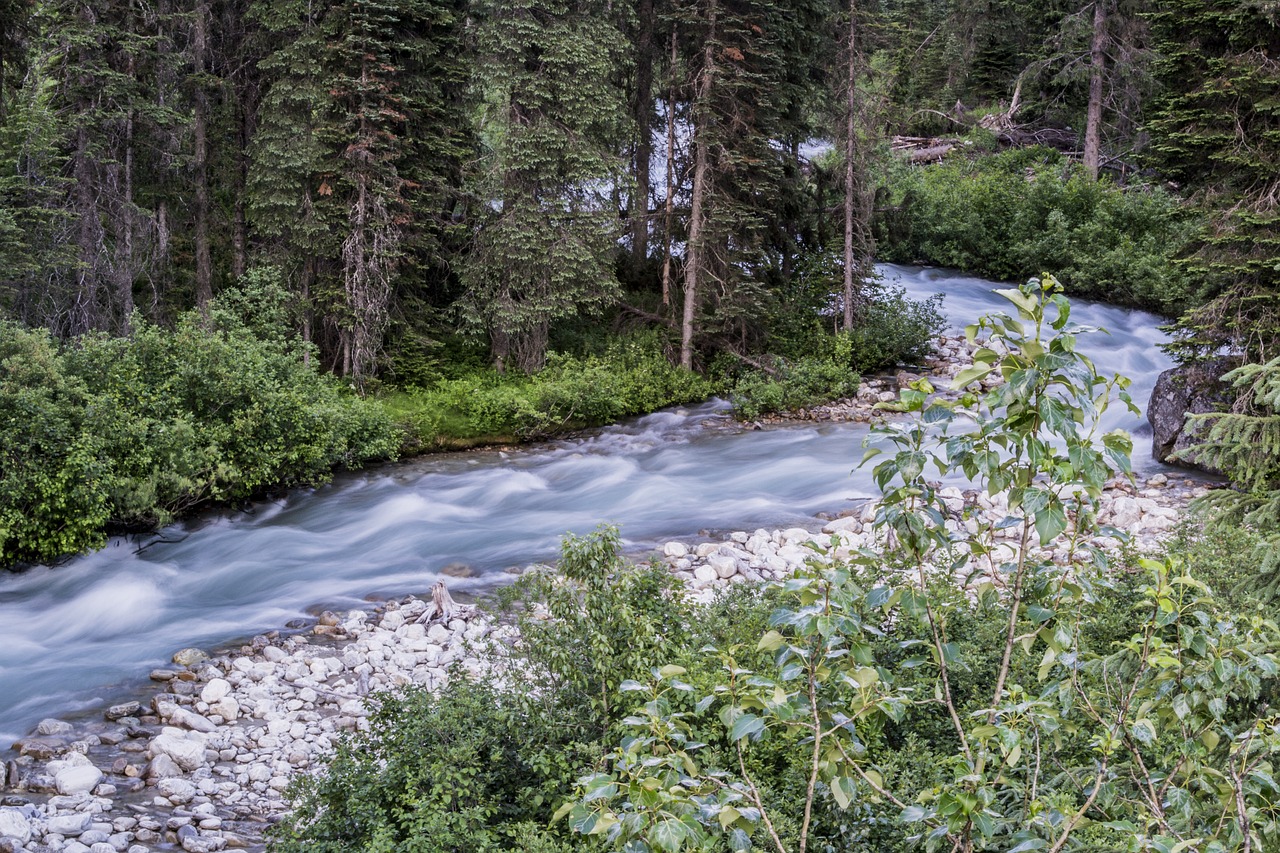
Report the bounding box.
[199,679,231,705]
[14,738,62,760]
[1148,360,1233,473]
[0,808,31,844]
[47,812,93,836]
[172,649,209,667]
[662,541,689,559]
[150,731,207,772]
[36,718,75,736]
[158,778,197,805]
[55,765,103,795]
[105,702,142,721]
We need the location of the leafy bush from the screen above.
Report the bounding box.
[839,283,944,372]
[565,279,1280,853]
[729,355,860,421]
[728,282,943,420]
[385,330,714,447]
[271,526,698,852]
[877,148,1198,314]
[0,286,399,568]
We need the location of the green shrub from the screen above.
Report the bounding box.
[877,148,1198,314]
[271,526,698,852]
[728,282,943,420]
[385,330,714,447]
[0,286,399,568]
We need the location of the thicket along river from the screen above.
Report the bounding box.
[0,265,1176,744]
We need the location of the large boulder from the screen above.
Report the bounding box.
[1148,359,1235,474]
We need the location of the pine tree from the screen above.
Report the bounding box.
[1147,0,1280,365]
[462,0,629,373]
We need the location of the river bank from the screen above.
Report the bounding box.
[0,323,1204,853]
[0,467,1206,853]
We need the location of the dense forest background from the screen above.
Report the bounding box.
[3,0,1274,377]
[3,0,1280,565]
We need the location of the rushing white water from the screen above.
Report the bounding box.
[0,265,1175,744]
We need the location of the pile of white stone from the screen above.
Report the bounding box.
[663,472,1200,602]
[3,602,507,853]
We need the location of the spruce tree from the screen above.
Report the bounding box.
[462,0,629,373]
[1147,0,1280,364]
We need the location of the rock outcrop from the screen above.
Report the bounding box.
[1148,359,1235,474]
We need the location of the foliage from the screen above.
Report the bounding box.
[728,353,861,421]
[271,525,696,852]
[0,287,398,568]
[729,281,942,420]
[1179,356,1280,603]
[459,0,628,373]
[1146,0,1280,365]
[877,149,1197,314]
[385,331,714,447]
[564,279,1280,852]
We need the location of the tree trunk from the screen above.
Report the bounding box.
[118,110,136,332]
[630,0,654,266]
[681,2,716,371]
[1083,0,1108,181]
[842,0,860,330]
[660,25,677,309]
[193,3,213,310]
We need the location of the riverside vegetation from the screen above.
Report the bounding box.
[264,281,1280,853]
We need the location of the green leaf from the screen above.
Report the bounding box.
[728,713,765,742]
[650,817,688,852]
[757,630,785,652]
[831,776,856,809]
[1131,718,1157,745]
[658,664,687,679]
[852,666,879,688]
[952,364,994,390]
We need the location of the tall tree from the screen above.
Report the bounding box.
[463,0,629,373]
[1147,0,1280,364]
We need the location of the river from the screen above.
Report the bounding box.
[0,264,1175,745]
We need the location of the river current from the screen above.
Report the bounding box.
[0,264,1175,744]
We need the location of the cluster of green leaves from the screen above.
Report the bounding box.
[563,279,1280,852]
[0,280,398,568]
[1176,356,1280,603]
[877,149,1198,314]
[383,330,714,448]
[727,280,944,420]
[269,525,699,852]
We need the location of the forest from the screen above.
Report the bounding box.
[2,0,1280,850]
[5,0,1278,566]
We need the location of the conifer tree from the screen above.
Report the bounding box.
[463,0,629,373]
[1147,0,1280,365]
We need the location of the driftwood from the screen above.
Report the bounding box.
[891,135,960,164]
[995,126,1078,153]
[415,581,476,625]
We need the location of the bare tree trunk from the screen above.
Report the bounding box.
[1083,0,1109,181]
[73,125,101,336]
[193,3,213,309]
[118,111,136,332]
[630,0,654,266]
[659,25,677,309]
[681,2,716,371]
[301,254,314,366]
[842,0,859,331]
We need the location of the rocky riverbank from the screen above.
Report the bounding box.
[0,333,1207,853]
